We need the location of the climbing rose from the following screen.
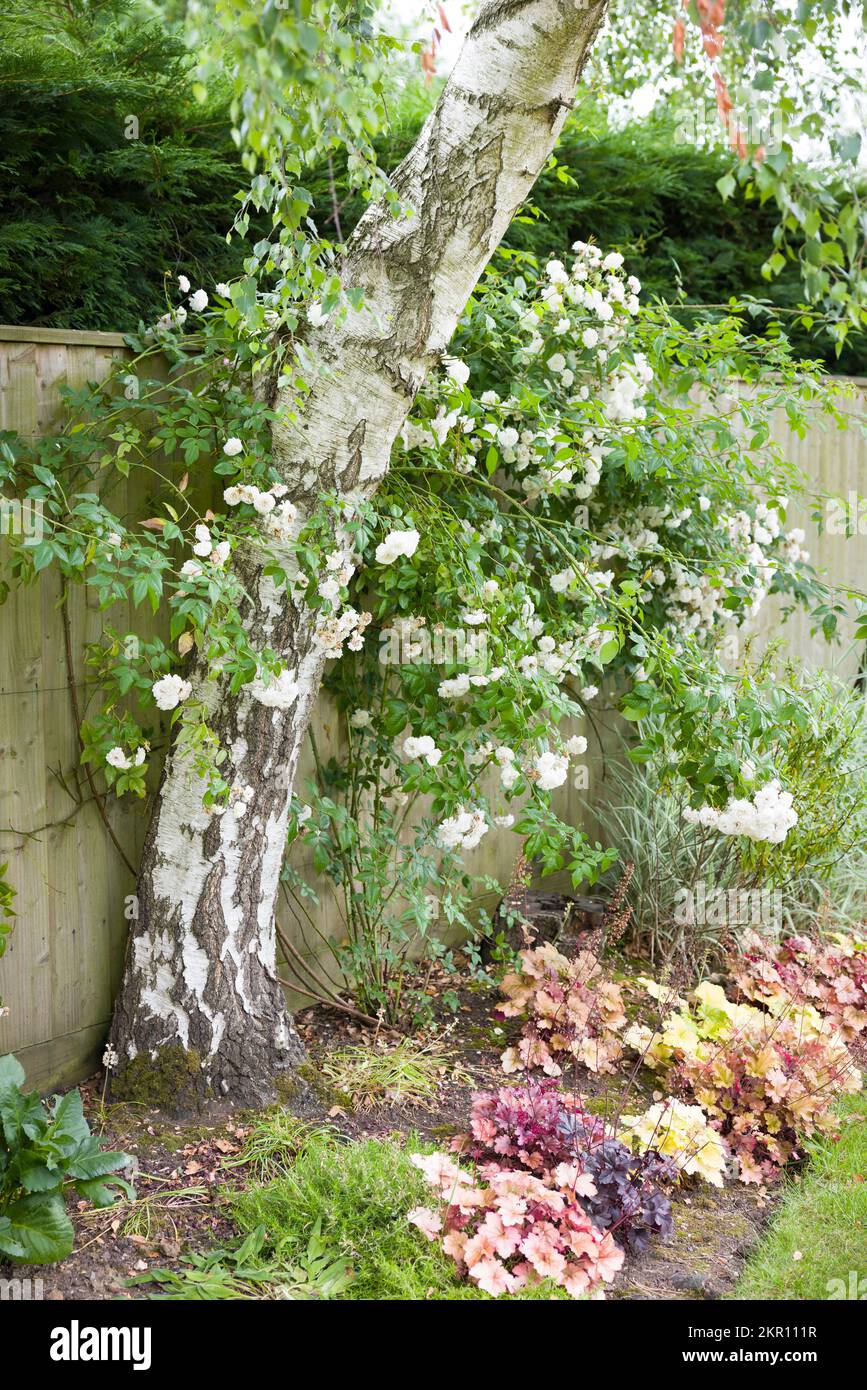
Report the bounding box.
[152,674,192,711]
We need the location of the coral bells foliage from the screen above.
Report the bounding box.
[679,1014,860,1184]
[618,1099,727,1189]
[499,943,626,1076]
[459,1082,677,1256]
[628,979,862,1183]
[407,1149,624,1299]
[731,929,867,1045]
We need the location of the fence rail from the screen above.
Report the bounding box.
[0,329,865,1089]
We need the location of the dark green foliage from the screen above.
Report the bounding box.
[0,1053,133,1264]
[302,111,866,375]
[0,0,243,331]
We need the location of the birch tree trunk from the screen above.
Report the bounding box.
[109,0,609,1107]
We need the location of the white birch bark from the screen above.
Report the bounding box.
[109,0,609,1106]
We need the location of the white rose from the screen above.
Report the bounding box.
[152,674,193,711]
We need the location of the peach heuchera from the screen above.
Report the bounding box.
[731,929,867,1045]
[407,1147,624,1299]
[678,1014,861,1183]
[499,943,626,1078]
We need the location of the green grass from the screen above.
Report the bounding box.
[735,1095,867,1300]
[230,1135,568,1300]
[319,1039,471,1111]
[221,1109,336,1182]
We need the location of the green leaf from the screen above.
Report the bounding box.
[0,1053,26,1094]
[50,1089,90,1148]
[65,1142,132,1183]
[18,1159,62,1194]
[0,1194,73,1264]
[74,1174,135,1208]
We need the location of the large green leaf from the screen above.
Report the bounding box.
[50,1088,90,1148]
[18,1157,62,1193]
[0,1053,25,1093]
[1,1193,73,1263]
[65,1141,133,1182]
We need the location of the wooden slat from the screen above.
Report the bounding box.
[0,326,128,348]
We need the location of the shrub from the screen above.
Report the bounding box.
[730,928,867,1045]
[0,1054,133,1263]
[0,0,245,330]
[593,670,867,972]
[498,943,627,1077]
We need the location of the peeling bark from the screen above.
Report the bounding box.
[109,0,609,1105]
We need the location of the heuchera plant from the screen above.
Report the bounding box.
[407,1148,624,1299]
[627,979,862,1183]
[730,928,867,1045]
[498,942,626,1076]
[618,1098,728,1188]
[458,1082,678,1255]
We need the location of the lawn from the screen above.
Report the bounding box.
[735,1094,867,1301]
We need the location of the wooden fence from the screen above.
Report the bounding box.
[1,327,865,1090]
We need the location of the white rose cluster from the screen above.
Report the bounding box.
[189,523,230,569]
[403,734,442,767]
[468,735,587,796]
[106,746,147,771]
[151,275,209,332]
[396,240,647,506]
[375,528,420,565]
[223,482,300,544]
[314,605,372,659]
[436,805,489,851]
[152,673,192,711]
[533,749,569,790]
[684,779,798,844]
